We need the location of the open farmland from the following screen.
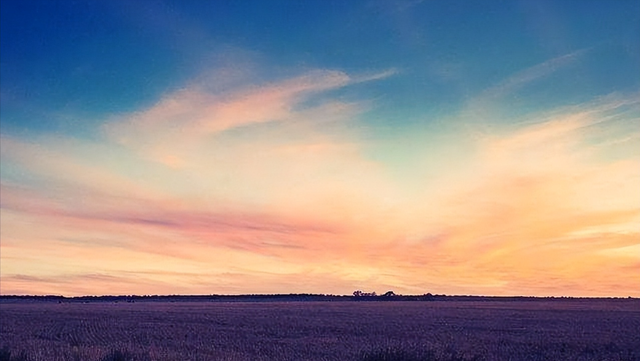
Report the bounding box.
[1,299,639,361]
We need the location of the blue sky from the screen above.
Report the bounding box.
[4,1,638,134]
[1,0,639,296]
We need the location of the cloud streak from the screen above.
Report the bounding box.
[103,68,395,165]
[480,48,588,100]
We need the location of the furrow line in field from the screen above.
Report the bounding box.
[80,318,103,345]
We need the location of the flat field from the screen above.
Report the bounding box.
[1,299,639,361]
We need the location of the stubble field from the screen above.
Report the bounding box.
[1,299,639,361]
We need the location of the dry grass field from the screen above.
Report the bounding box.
[1,299,639,361]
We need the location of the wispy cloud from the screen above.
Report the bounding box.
[104,68,394,154]
[483,49,588,99]
[90,68,396,186]
[462,49,590,120]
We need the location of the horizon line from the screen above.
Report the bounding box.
[1,293,636,300]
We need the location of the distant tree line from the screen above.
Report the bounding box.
[1,293,629,304]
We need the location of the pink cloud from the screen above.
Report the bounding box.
[102,69,393,163]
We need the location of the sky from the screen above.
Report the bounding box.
[1,0,639,297]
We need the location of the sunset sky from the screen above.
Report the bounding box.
[1,0,639,297]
